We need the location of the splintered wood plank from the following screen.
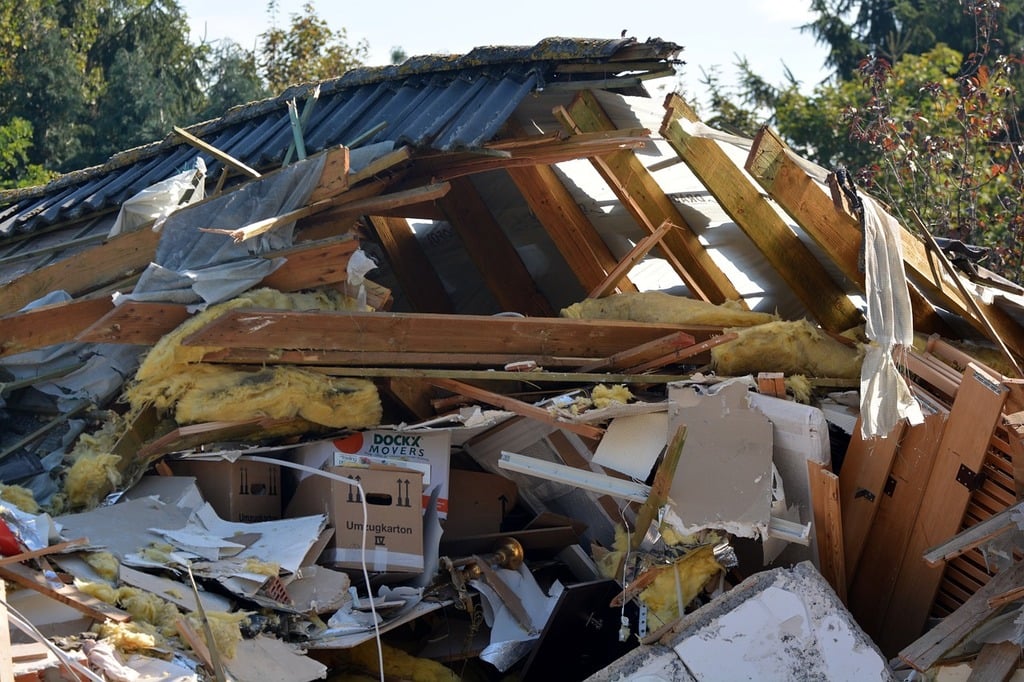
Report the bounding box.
[438,176,555,316]
[0,297,113,357]
[75,301,190,345]
[899,560,1024,672]
[923,500,1024,567]
[560,89,743,305]
[840,417,907,584]
[367,216,454,313]
[0,562,130,623]
[430,377,604,439]
[382,378,436,421]
[201,348,597,368]
[306,146,350,203]
[576,331,697,373]
[967,642,1021,682]
[661,96,861,333]
[881,365,1009,655]
[745,126,950,335]
[182,309,700,358]
[624,331,737,374]
[505,163,637,294]
[848,410,947,642]
[809,461,847,602]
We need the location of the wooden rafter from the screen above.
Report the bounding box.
[660,95,862,333]
[557,89,743,305]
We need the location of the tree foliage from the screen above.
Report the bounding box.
[705,0,1024,283]
[0,0,371,188]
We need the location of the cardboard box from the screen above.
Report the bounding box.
[168,459,281,523]
[443,469,519,540]
[294,429,452,517]
[285,465,424,573]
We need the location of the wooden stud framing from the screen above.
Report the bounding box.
[367,216,454,313]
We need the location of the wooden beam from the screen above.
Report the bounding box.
[438,176,555,316]
[0,580,12,682]
[559,89,744,305]
[201,348,598,368]
[881,365,1009,654]
[430,377,604,440]
[576,331,697,373]
[367,216,454,313]
[589,219,675,298]
[306,146,350,203]
[0,562,131,623]
[746,125,1023,355]
[839,417,906,584]
[173,125,260,178]
[809,461,847,602]
[506,163,637,295]
[661,95,861,333]
[623,331,738,374]
[258,235,359,291]
[381,378,436,422]
[631,425,686,551]
[898,560,1024,672]
[967,642,1021,682]
[180,309,705,358]
[75,301,191,345]
[0,297,113,357]
[310,366,698,385]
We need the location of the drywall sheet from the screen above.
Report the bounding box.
[592,411,669,480]
[667,381,773,537]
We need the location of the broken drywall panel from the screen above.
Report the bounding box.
[222,635,328,682]
[666,381,774,538]
[55,496,192,561]
[118,474,205,510]
[748,392,832,568]
[668,561,894,681]
[592,411,669,480]
[584,643,696,682]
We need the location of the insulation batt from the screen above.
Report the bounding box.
[712,319,865,379]
[125,287,382,429]
[561,291,777,327]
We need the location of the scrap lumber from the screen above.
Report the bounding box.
[0,581,11,682]
[898,559,1024,672]
[438,176,555,316]
[968,642,1021,682]
[201,348,597,368]
[839,417,907,584]
[922,500,1024,567]
[557,89,744,305]
[660,95,861,334]
[0,539,89,567]
[172,125,260,178]
[310,366,696,384]
[75,301,191,346]
[576,331,697,373]
[622,331,738,374]
[808,461,847,602]
[880,364,1009,654]
[0,562,131,623]
[430,377,605,439]
[631,425,686,551]
[180,309,712,359]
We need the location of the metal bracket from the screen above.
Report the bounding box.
[854,488,876,502]
[638,602,648,640]
[955,464,986,491]
[884,476,897,497]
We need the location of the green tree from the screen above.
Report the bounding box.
[199,41,269,122]
[259,1,369,93]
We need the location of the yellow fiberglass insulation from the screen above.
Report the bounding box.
[84,551,120,582]
[592,384,633,408]
[124,287,382,430]
[561,291,776,327]
[185,610,251,660]
[712,319,864,379]
[64,453,122,511]
[0,483,39,513]
[339,640,461,682]
[638,544,723,628]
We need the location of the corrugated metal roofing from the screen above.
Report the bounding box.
[0,36,681,239]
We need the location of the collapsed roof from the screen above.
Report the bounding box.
[2,35,1024,680]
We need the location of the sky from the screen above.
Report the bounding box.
[178,0,832,110]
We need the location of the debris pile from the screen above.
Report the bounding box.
[1,35,1024,681]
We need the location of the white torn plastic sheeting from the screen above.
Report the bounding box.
[473,563,562,672]
[592,411,669,481]
[666,380,774,539]
[860,196,924,439]
[108,157,206,238]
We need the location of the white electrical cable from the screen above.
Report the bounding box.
[243,455,384,682]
